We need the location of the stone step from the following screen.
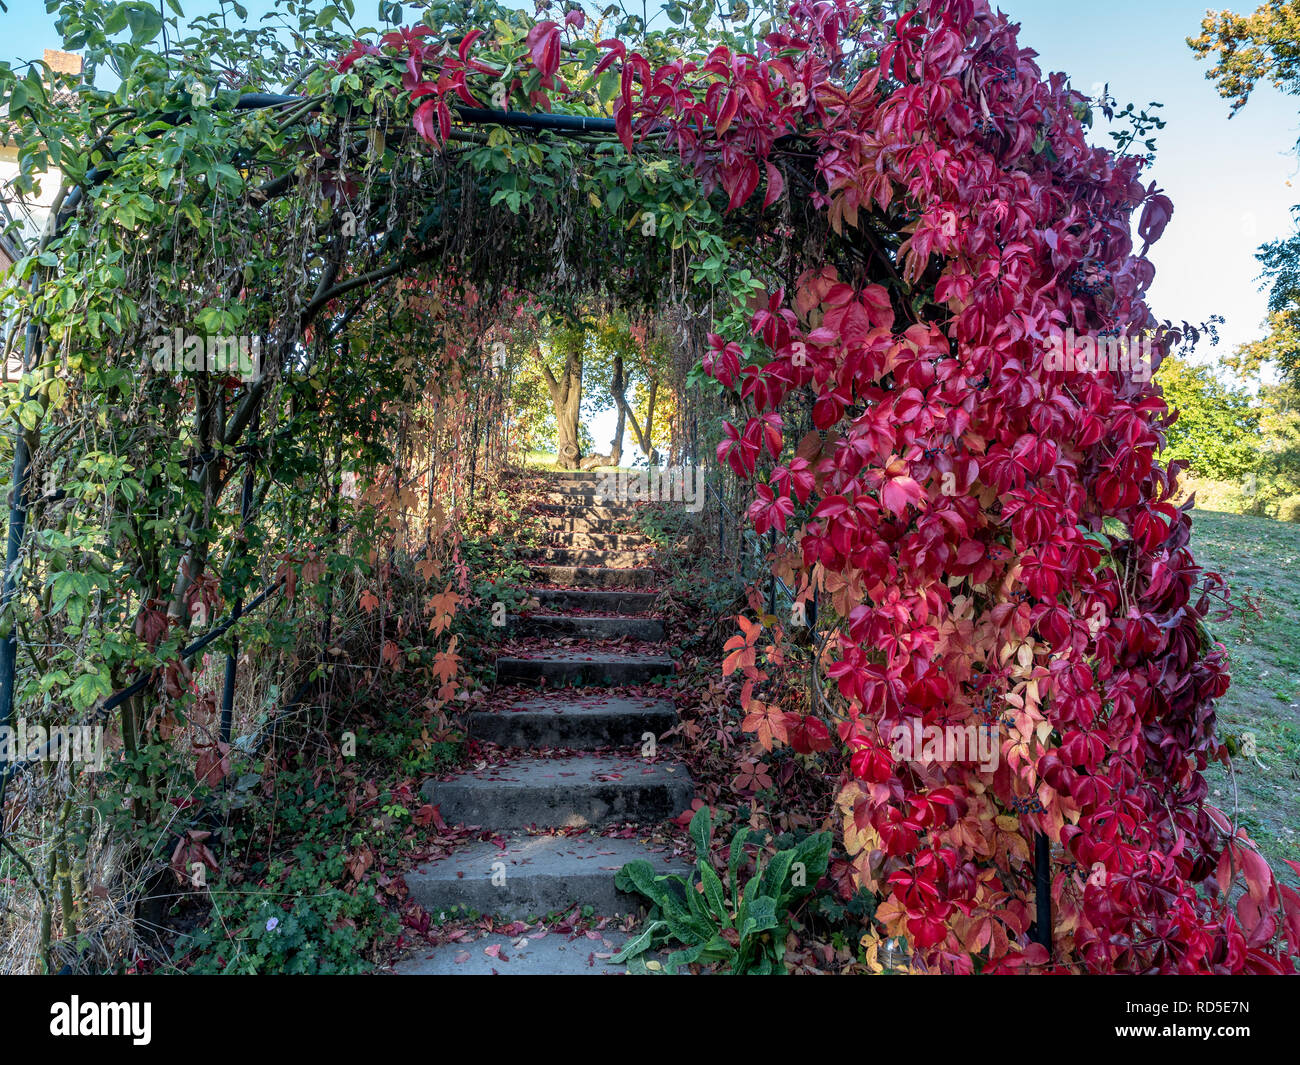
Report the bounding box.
[496,650,674,686]
[536,532,650,551]
[514,482,610,498]
[534,514,621,534]
[421,753,692,830]
[512,614,664,641]
[404,832,687,920]
[393,929,651,975]
[527,565,655,590]
[507,468,605,481]
[536,490,628,507]
[469,693,676,748]
[544,473,614,486]
[528,588,659,615]
[524,547,655,567]
[542,470,607,483]
[533,503,639,521]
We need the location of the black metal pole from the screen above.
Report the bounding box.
[1033,830,1051,951]
[0,279,44,807]
[0,426,32,733]
[767,528,777,616]
[453,106,616,134]
[222,96,621,135]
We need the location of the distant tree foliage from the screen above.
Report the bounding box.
[1189,0,1300,115]
[1191,1,1300,386]
[1156,356,1260,481]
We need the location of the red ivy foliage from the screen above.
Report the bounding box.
[348,0,1299,973]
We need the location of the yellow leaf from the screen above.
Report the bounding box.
[1016,642,1033,670]
[859,934,885,974]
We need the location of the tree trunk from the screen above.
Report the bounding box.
[540,337,584,469]
[617,378,659,464]
[644,381,658,464]
[609,354,626,467]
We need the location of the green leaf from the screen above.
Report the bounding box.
[125,2,164,44]
[659,882,713,943]
[788,832,833,897]
[688,804,712,858]
[17,400,43,431]
[739,894,778,941]
[758,847,796,904]
[38,670,72,693]
[103,5,129,35]
[614,859,672,908]
[212,163,243,191]
[612,919,666,964]
[683,872,713,926]
[699,862,729,922]
[728,825,754,904]
[67,670,111,712]
[664,935,733,974]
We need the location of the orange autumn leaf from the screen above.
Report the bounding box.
[426,585,463,636]
[722,615,762,677]
[741,699,788,751]
[194,740,231,787]
[275,559,298,604]
[432,636,460,686]
[381,639,403,671]
[301,550,327,585]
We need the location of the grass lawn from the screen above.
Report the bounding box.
[1191,509,1300,886]
[522,449,561,469]
[519,449,646,472]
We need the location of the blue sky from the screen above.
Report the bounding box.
[4,0,1297,382]
[1010,0,1299,373]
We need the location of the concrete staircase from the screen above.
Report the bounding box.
[395,470,692,974]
